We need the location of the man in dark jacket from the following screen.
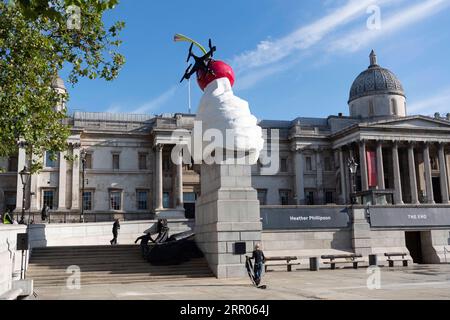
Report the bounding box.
[41,204,49,222]
[110,219,120,245]
[251,243,266,286]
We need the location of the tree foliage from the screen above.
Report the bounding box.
[0,0,125,172]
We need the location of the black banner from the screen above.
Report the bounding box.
[370,207,450,227]
[260,207,350,230]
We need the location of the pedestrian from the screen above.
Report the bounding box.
[110,218,120,245]
[41,204,49,222]
[135,233,151,257]
[251,243,266,286]
[2,210,13,224]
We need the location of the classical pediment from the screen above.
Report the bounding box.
[364,116,450,130]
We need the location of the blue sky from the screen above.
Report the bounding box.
[64,0,450,121]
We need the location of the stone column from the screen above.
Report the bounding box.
[155,144,163,210]
[294,150,305,204]
[408,144,419,204]
[438,143,449,204]
[58,151,67,210]
[315,149,324,204]
[15,145,27,210]
[423,143,435,204]
[359,140,369,191]
[392,142,404,205]
[338,148,347,204]
[175,148,184,209]
[376,141,385,189]
[71,146,80,210]
[30,154,40,211]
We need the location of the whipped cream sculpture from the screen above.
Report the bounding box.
[175,34,264,163]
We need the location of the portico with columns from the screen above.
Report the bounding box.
[332,120,450,205]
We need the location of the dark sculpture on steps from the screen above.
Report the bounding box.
[141,219,203,265]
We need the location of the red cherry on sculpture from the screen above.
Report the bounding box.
[197,60,235,91]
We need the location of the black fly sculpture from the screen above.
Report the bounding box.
[180,39,217,83]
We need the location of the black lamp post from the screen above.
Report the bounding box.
[19,166,31,224]
[347,157,358,205]
[80,149,86,223]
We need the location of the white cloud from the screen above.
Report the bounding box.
[131,86,177,114]
[232,0,394,73]
[329,0,450,52]
[408,87,450,115]
[104,86,178,115]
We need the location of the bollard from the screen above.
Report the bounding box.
[369,254,378,266]
[310,257,320,271]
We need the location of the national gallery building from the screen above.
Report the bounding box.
[1,51,450,263]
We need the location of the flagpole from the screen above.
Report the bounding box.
[188,78,192,114]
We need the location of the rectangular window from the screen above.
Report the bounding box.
[84,153,93,169]
[306,157,312,171]
[306,191,315,205]
[110,191,121,210]
[257,189,267,205]
[8,156,18,172]
[280,158,288,173]
[163,192,170,208]
[136,190,148,210]
[325,191,334,204]
[112,154,120,170]
[279,190,290,205]
[43,190,55,209]
[138,153,148,170]
[4,192,16,212]
[45,151,58,168]
[183,192,196,203]
[82,191,92,211]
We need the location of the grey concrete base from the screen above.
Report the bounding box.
[156,209,186,219]
[196,161,262,279]
[12,279,33,297]
[352,208,373,256]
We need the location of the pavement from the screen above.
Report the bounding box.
[31,264,450,300]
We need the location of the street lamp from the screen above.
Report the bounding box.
[347,157,358,205]
[80,149,87,223]
[19,166,31,224]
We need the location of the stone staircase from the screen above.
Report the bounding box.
[27,245,213,287]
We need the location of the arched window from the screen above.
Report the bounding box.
[391,99,398,115]
[369,100,374,116]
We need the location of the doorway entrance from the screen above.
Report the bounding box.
[405,232,423,264]
[432,177,442,203]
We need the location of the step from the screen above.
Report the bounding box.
[33,275,214,287]
[27,263,208,274]
[29,256,206,266]
[28,261,209,272]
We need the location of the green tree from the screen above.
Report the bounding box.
[0,0,125,172]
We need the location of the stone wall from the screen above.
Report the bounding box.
[28,219,193,248]
[262,229,352,254]
[0,225,27,296]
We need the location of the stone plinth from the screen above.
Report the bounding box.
[195,162,262,278]
[351,208,372,256]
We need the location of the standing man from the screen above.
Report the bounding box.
[251,243,266,286]
[41,204,49,222]
[110,219,120,245]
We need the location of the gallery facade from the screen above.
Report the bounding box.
[1,51,450,263]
